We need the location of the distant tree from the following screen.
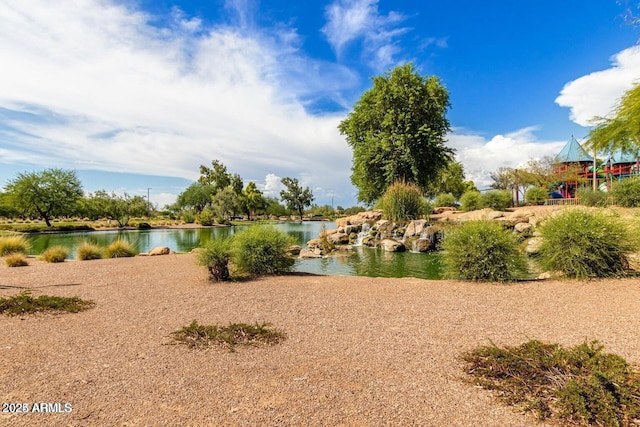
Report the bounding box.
[428,161,476,199]
[230,173,244,195]
[489,167,533,206]
[523,156,557,188]
[86,191,148,227]
[264,197,288,217]
[241,182,266,220]
[175,182,216,212]
[280,177,314,219]
[5,168,83,226]
[0,192,19,218]
[211,187,241,221]
[198,159,232,191]
[338,63,453,203]
[587,82,640,160]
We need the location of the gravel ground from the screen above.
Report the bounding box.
[1,254,639,426]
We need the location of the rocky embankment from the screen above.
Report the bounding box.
[300,206,565,259]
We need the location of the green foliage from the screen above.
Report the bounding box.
[171,320,286,351]
[196,238,233,281]
[441,221,528,281]
[539,208,636,278]
[463,340,640,426]
[379,181,428,221]
[76,241,104,260]
[433,192,456,207]
[0,290,95,315]
[196,207,215,226]
[587,82,640,154]
[577,188,610,207]
[105,239,138,258]
[232,225,295,275]
[338,63,453,203]
[525,186,548,205]
[611,177,640,207]
[5,168,83,226]
[280,177,314,219]
[481,190,513,211]
[175,182,216,212]
[84,190,148,227]
[211,187,242,221]
[343,206,366,215]
[198,159,233,190]
[264,197,288,217]
[459,190,483,212]
[136,222,152,230]
[5,253,29,267]
[182,210,196,223]
[241,181,266,219]
[40,246,68,263]
[428,162,476,199]
[0,234,31,256]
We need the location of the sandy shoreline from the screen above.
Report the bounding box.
[1,254,639,426]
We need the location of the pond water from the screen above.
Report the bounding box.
[24,221,444,279]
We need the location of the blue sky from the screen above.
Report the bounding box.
[1,0,639,208]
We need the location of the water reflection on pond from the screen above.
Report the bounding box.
[24,221,443,279]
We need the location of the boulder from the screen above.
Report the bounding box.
[287,245,302,256]
[404,219,427,238]
[525,237,544,255]
[328,233,349,245]
[335,210,383,228]
[380,239,406,252]
[299,249,322,259]
[149,246,171,256]
[514,222,532,234]
[411,238,434,252]
[433,207,457,214]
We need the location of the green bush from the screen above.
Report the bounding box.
[40,246,69,263]
[105,239,138,258]
[76,241,104,260]
[539,208,637,278]
[197,208,215,226]
[525,187,547,205]
[5,253,29,267]
[611,177,640,207]
[379,181,428,221]
[0,234,31,256]
[577,187,610,207]
[182,210,196,224]
[434,192,456,207]
[481,190,513,211]
[441,220,528,281]
[196,237,233,281]
[463,340,640,425]
[459,190,483,212]
[232,225,295,275]
[136,222,152,230]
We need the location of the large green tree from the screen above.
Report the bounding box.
[587,83,640,155]
[280,177,314,219]
[241,181,266,220]
[84,191,148,227]
[427,161,476,199]
[5,168,83,226]
[338,63,454,203]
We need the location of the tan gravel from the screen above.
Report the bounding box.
[1,254,639,426]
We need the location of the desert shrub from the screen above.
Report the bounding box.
[196,237,233,281]
[76,241,104,260]
[434,192,457,207]
[577,187,610,207]
[0,234,31,256]
[0,290,94,315]
[136,222,151,230]
[441,220,528,281]
[539,208,636,278]
[232,225,295,275]
[459,190,483,212]
[5,253,29,267]
[525,187,547,205]
[611,176,640,207]
[197,208,215,226]
[105,239,138,258]
[481,190,513,211]
[182,210,196,224]
[463,340,640,426]
[171,320,286,351]
[40,246,68,263]
[379,181,429,221]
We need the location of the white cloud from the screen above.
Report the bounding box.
[448,127,565,188]
[321,0,409,68]
[555,46,640,126]
[0,0,357,205]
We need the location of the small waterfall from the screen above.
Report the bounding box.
[354,223,371,246]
